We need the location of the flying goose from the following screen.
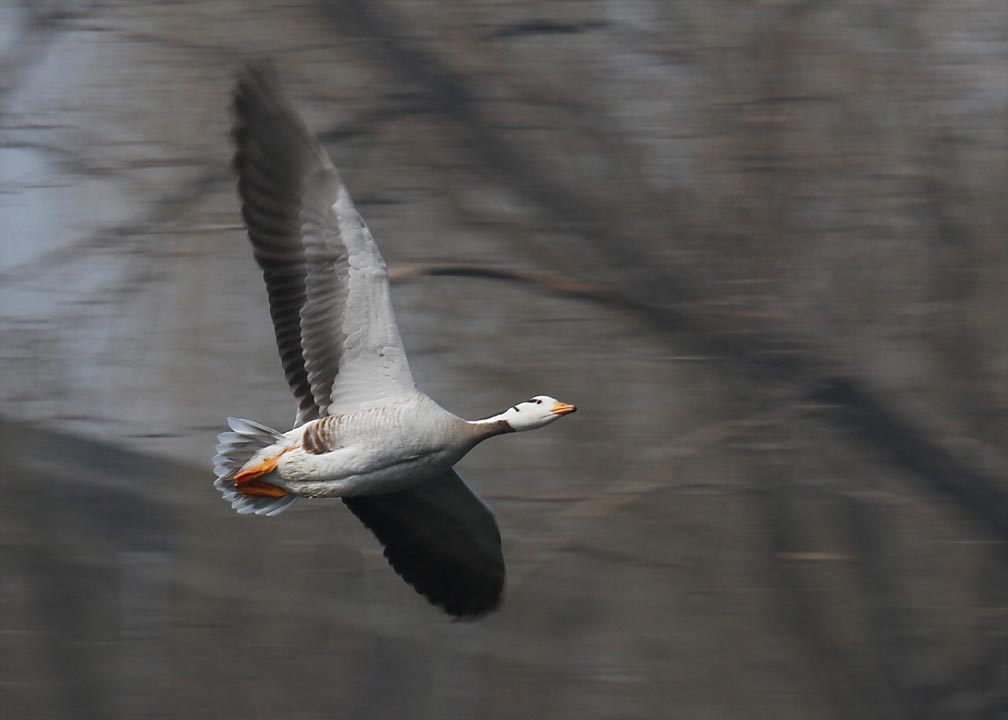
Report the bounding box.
[213,65,576,618]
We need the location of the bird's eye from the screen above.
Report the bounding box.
[535,399,543,404]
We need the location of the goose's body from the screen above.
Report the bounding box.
[212,65,575,618]
[257,395,507,497]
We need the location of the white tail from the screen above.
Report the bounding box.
[213,417,298,516]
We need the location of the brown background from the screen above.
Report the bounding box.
[2,1,1007,718]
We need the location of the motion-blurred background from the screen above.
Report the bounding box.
[2,1,1008,718]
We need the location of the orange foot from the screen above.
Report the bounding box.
[239,479,288,498]
[234,447,294,486]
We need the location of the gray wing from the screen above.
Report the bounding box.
[232,65,415,423]
[342,470,505,619]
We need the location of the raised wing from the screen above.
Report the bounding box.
[300,166,415,414]
[343,470,505,618]
[232,65,414,423]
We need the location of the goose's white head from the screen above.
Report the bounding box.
[499,395,577,432]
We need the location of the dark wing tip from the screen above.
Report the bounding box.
[233,60,280,109]
[343,487,506,619]
[231,61,279,167]
[389,537,505,620]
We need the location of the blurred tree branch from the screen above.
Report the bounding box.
[321,0,1008,545]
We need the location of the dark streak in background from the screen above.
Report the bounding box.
[2,0,1008,717]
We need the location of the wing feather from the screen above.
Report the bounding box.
[299,166,415,413]
[343,470,505,618]
[233,65,324,423]
[232,64,414,422]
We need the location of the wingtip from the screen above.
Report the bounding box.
[231,60,282,139]
[234,59,278,93]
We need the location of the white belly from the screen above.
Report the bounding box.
[274,444,459,498]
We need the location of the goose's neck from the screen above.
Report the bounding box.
[466,413,515,442]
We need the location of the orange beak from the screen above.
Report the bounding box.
[550,401,577,416]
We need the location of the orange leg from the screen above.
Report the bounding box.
[239,480,288,498]
[234,447,294,486]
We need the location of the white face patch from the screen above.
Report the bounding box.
[503,395,564,431]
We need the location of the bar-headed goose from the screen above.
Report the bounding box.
[213,66,576,619]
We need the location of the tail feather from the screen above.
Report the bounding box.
[213,417,298,516]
